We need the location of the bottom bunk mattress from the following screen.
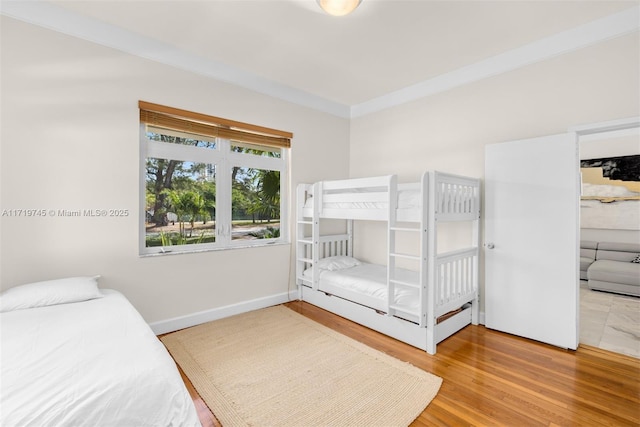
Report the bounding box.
[303,257,420,317]
[1,284,200,426]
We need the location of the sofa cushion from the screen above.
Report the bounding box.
[580,248,597,260]
[595,242,640,262]
[580,240,598,260]
[580,240,598,250]
[588,259,640,287]
[580,257,594,272]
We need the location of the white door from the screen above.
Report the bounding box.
[484,133,579,350]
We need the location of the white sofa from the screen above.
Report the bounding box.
[580,240,598,281]
[587,242,640,297]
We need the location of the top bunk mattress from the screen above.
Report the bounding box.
[303,187,421,211]
[299,172,480,222]
[1,289,200,426]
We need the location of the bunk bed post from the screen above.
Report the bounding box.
[311,182,322,291]
[386,175,398,317]
[347,219,354,257]
[295,183,316,299]
[471,181,481,325]
[426,171,437,354]
[295,184,304,300]
[419,172,429,329]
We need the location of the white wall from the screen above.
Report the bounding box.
[580,228,639,244]
[0,17,350,323]
[349,33,640,310]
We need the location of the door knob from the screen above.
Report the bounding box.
[486,243,495,249]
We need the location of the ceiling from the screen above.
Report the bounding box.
[3,0,639,116]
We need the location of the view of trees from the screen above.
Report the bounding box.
[145,133,280,246]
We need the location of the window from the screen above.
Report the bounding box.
[139,101,291,255]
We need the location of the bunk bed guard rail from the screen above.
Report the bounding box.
[434,247,479,318]
[433,172,480,221]
[303,175,398,221]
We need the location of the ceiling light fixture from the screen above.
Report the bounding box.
[317,0,362,17]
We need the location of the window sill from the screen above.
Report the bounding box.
[139,240,290,257]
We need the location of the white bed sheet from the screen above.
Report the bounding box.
[303,263,420,313]
[304,188,421,210]
[0,289,200,427]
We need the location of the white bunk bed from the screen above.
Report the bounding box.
[296,171,480,354]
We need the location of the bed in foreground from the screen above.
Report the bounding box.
[0,276,200,426]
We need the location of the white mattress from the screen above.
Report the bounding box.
[304,188,421,210]
[1,289,200,426]
[303,263,420,313]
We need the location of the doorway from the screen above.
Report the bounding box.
[575,118,640,358]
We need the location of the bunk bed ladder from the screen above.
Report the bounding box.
[310,182,321,290]
[386,175,397,318]
[295,183,321,297]
[425,171,437,354]
[386,174,427,325]
[419,172,430,330]
[471,181,481,325]
[295,184,310,298]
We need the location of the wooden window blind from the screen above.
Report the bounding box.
[139,101,292,148]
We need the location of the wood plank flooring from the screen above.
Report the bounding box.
[175,301,640,426]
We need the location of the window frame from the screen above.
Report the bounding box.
[139,106,290,256]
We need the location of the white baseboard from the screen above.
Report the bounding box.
[150,293,487,336]
[150,291,292,335]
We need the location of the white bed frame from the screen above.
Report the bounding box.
[295,171,480,354]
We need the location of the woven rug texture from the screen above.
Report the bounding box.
[161,305,442,427]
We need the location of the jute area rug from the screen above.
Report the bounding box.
[161,305,442,427]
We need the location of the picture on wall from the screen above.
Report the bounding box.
[580,154,640,230]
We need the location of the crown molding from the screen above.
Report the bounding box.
[351,5,640,118]
[0,0,352,118]
[569,116,640,137]
[1,1,638,120]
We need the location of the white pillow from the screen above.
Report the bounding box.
[316,256,361,271]
[0,276,103,313]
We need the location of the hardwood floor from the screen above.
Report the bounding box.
[177,366,221,427]
[178,301,640,426]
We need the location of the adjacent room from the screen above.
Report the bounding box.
[1,1,639,426]
[579,129,639,358]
